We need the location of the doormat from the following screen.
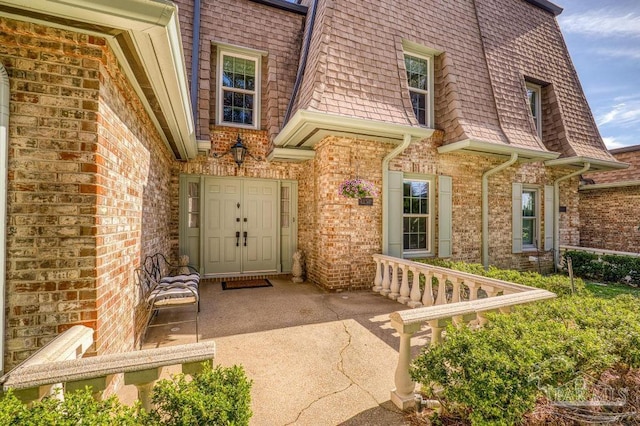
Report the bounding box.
[221,279,272,290]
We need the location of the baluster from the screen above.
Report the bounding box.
[467,281,478,301]
[397,265,410,304]
[388,262,400,300]
[451,278,461,303]
[380,260,391,296]
[484,285,498,298]
[372,258,383,292]
[435,273,446,305]
[408,268,423,308]
[390,320,422,410]
[421,272,434,306]
[428,320,444,345]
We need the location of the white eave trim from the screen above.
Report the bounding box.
[437,138,560,161]
[545,156,628,172]
[274,109,434,151]
[0,0,197,160]
[579,180,640,191]
[267,147,315,162]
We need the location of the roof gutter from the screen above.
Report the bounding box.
[482,153,518,269]
[0,65,9,375]
[190,0,201,133]
[382,134,412,255]
[553,162,590,269]
[0,0,197,159]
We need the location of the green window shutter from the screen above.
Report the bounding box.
[512,183,523,254]
[438,175,452,258]
[387,171,404,258]
[544,185,554,251]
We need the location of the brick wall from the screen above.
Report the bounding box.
[579,186,640,253]
[2,17,174,368]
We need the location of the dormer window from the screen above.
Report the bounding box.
[404,52,433,127]
[526,82,542,138]
[217,47,261,129]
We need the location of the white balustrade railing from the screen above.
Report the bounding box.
[1,326,216,411]
[372,254,557,410]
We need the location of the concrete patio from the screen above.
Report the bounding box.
[130,277,430,425]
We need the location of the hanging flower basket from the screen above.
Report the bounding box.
[339,178,378,199]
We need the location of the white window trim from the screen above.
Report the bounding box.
[216,47,261,129]
[522,186,540,251]
[403,50,434,128]
[526,82,542,138]
[402,174,435,258]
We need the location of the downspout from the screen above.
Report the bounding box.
[283,0,318,125]
[190,0,201,133]
[553,162,590,269]
[0,65,9,374]
[382,134,412,254]
[482,152,518,269]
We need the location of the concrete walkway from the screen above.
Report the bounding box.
[136,278,426,425]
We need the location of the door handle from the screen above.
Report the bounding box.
[235,231,240,247]
[243,231,247,246]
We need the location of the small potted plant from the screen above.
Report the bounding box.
[339,178,377,205]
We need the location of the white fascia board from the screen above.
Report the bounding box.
[437,138,560,161]
[545,156,629,172]
[0,0,197,160]
[275,109,434,148]
[267,147,315,162]
[579,180,640,191]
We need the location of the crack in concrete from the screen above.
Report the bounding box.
[284,294,402,423]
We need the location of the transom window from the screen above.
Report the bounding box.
[403,180,431,253]
[404,53,432,127]
[522,188,538,248]
[217,48,261,128]
[526,82,541,138]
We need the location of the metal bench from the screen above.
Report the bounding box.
[136,253,200,348]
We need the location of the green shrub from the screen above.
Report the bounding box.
[564,250,640,286]
[0,364,252,426]
[410,295,640,425]
[150,364,252,426]
[0,388,140,425]
[419,259,584,296]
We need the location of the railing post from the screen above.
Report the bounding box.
[467,281,478,300]
[451,278,461,303]
[390,319,422,410]
[389,261,400,300]
[408,267,422,308]
[422,272,434,307]
[397,264,410,304]
[380,259,391,296]
[434,273,446,305]
[372,257,383,292]
[124,367,165,412]
[428,320,444,345]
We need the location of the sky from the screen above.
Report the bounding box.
[557,0,640,150]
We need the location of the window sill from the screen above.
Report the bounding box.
[522,246,540,253]
[218,122,260,131]
[403,252,434,259]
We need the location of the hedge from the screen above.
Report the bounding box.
[563,250,640,286]
[0,364,252,426]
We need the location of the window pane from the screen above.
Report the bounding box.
[223,106,232,122]
[410,217,420,233]
[411,198,420,214]
[420,198,428,214]
[403,198,411,214]
[410,92,426,125]
[189,213,199,229]
[411,181,427,197]
[403,182,411,197]
[523,218,535,245]
[522,191,536,217]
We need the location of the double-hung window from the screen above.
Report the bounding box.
[521,188,538,248]
[403,179,432,254]
[217,48,261,128]
[526,82,542,138]
[404,52,433,127]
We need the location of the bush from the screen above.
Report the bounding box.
[0,364,252,426]
[419,259,584,296]
[411,295,640,425]
[564,250,640,286]
[150,364,252,426]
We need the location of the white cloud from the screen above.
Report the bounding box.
[601,137,627,150]
[560,12,640,37]
[593,47,640,61]
[596,101,640,127]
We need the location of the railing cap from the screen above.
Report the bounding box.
[2,341,216,390]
